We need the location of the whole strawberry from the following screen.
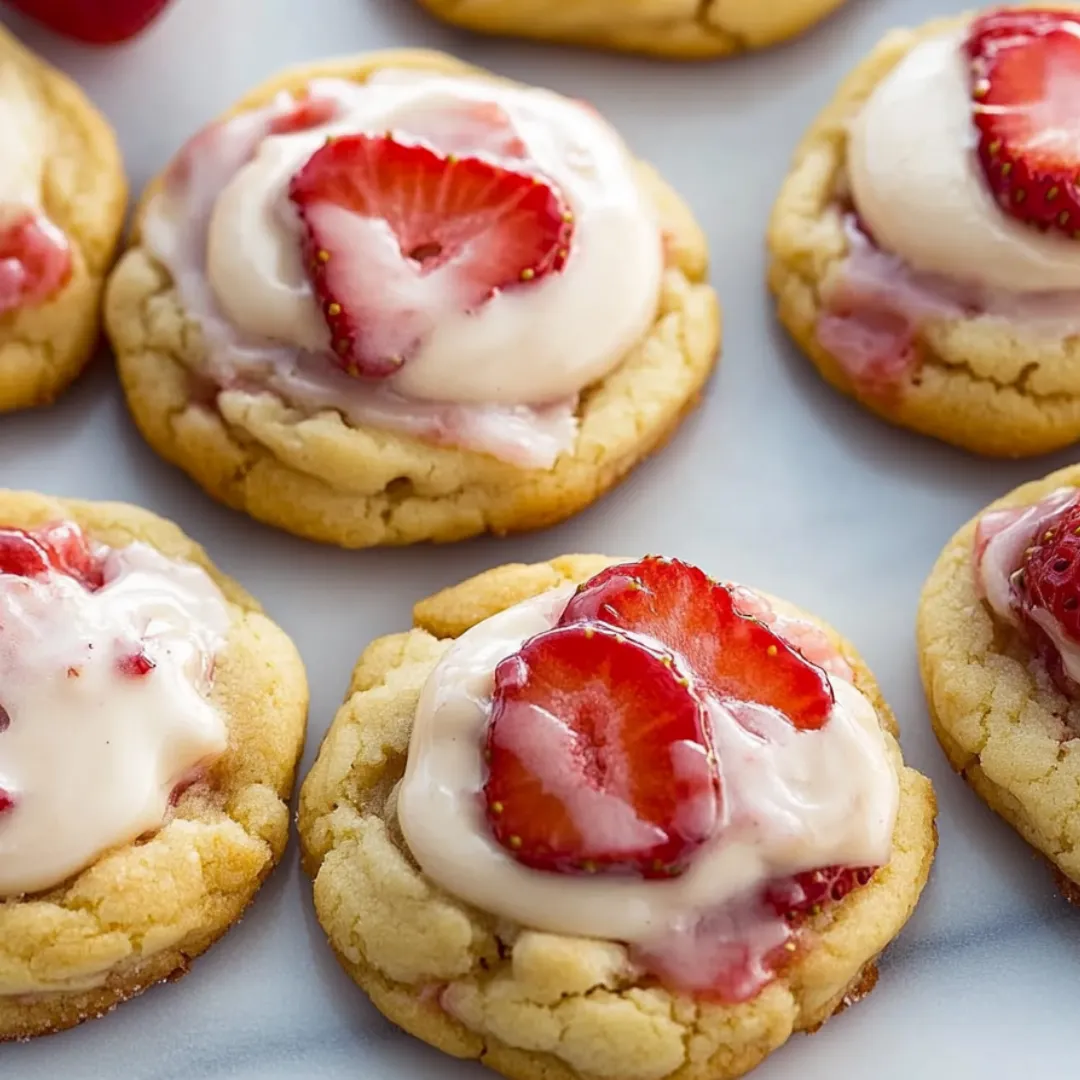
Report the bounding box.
[4,0,173,44]
[967,8,1080,237]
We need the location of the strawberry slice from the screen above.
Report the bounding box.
[0,212,72,316]
[0,522,103,590]
[268,95,340,136]
[288,134,573,377]
[484,624,720,878]
[765,865,877,919]
[967,9,1080,237]
[560,558,834,731]
[1009,498,1080,695]
[0,529,51,579]
[4,0,172,44]
[34,521,105,590]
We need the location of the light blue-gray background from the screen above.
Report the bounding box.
[1,0,1074,1076]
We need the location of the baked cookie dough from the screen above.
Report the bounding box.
[919,462,1080,898]
[104,50,720,549]
[0,490,307,1041]
[768,8,1080,458]
[413,0,849,59]
[0,25,126,412]
[299,555,936,1080]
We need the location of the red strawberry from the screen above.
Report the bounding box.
[0,788,13,814]
[561,558,834,731]
[0,529,52,579]
[288,134,573,377]
[34,521,104,590]
[1011,499,1080,694]
[765,865,877,920]
[0,522,103,589]
[3,0,172,44]
[967,8,1080,237]
[0,213,72,316]
[484,624,720,878]
[117,649,155,678]
[268,95,340,137]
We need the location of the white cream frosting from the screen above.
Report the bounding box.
[0,63,44,220]
[0,543,229,899]
[397,585,899,949]
[848,30,1080,294]
[202,70,662,406]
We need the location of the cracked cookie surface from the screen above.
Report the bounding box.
[919,463,1080,896]
[413,0,849,59]
[767,11,1080,458]
[0,25,126,412]
[104,50,720,550]
[0,491,307,1041]
[299,555,936,1080]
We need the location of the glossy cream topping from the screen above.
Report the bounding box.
[848,30,1080,294]
[0,544,230,898]
[200,71,661,406]
[397,585,899,952]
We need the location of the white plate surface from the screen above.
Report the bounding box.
[2,1,1075,1077]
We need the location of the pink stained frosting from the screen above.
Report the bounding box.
[816,217,1080,399]
[399,579,899,1005]
[145,94,578,469]
[0,210,71,315]
[140,75,664,469]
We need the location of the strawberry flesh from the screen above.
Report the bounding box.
[0,522,103,590]
[0,789,13,815]
[268,96,341,136]
[484,624,719,878]
[288,134,573,378]
[4,0,173,44]
[117,649,156,678]
[560,557,834,731]
[967,9,1080,237]
[34,521,105,590]
[765,865,877,920]
[0,212,72,316]
[1011,499,1080,695]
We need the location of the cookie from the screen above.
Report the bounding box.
[413,0,849,59]
[300,555,936,1080]
[104,50,720,549]
[0,490,307,1041]
[919,462,1080,897]
[0,24,126,411]
[768,6,1080,457]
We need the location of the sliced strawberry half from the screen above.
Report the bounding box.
[288,134,573,378]
[484,624,720,878]
[560,557,834,731]
[0,522,103,590]
[765,865,877,920]
[967,9,1080,237]
[0,212,72,316]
